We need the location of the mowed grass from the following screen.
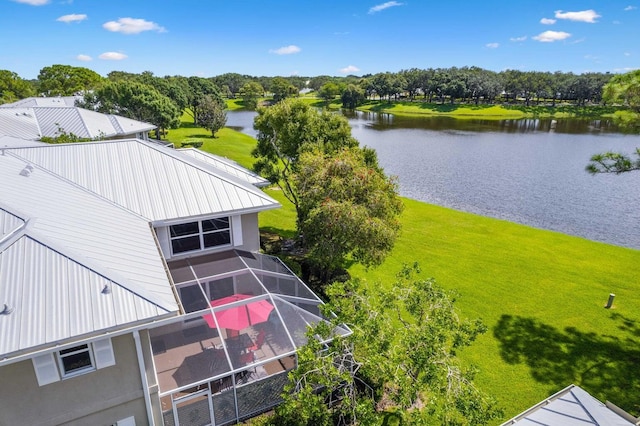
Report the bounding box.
[357,100,623,120]
[170,120,640,422]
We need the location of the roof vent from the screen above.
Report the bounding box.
[1,304,14,315]
[19,164,34,177]
[101,284,112,295]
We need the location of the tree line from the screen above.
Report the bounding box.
[1,64,617,114]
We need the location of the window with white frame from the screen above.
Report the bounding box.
[32,338,115,386]
[57,344,95,377]
[170,217,231,255]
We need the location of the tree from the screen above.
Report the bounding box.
[341,84,365,109]
[186,76,223,124]
[197,94,227,137]
[239,81,264,110]
[212,73,248,98]
[77,80,180,137]
[318,82,341,104]
[252,99,359,225]
[294,147,403,275]
[586,70,640,174]
[0,70,35,103]
[586,148,640,174]
[37,64,103,96]
[272,264,502,425]
[271,77,298,102]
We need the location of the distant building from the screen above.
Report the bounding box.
[0,97,156,141]
[501,384,639,426]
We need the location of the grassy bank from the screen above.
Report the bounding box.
[355,100,624,120]
[168,120,640,422]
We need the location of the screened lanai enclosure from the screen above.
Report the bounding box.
[150,250,350,426]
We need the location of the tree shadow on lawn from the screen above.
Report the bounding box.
[493,314,640,416]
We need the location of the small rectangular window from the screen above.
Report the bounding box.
[170,222,199,237]
[58,344,95,377]
[203,231,231,248]
[202,217,229,232]
[170,217,232,255]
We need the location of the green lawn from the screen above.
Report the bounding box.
[170,120,640,422]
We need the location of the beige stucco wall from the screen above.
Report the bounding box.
[0,334,149,426]
[241,212,260,252]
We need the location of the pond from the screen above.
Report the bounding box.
[226,110,640,249]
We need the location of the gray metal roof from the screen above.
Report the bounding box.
[502,385,636,426]
[178,148,270,187]
[0,153,178,360]
[0,107,155,140]
[0,96,79,108]
[0,135,46,148]
[0,207,25,240]
[8,140,280,222]
[0,109,41,139]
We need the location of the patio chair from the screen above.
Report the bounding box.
[247,329,266,352]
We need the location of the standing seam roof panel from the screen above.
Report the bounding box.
[5,140,278,221]
[0,209,25,240]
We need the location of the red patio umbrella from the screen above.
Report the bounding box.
[202,294,274,330]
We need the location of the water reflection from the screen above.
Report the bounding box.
[226,109,640,249]
[342,110,620,134]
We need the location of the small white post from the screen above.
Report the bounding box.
[605,293,615,309]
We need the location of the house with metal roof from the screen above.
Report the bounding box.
[0,99,156,141]
[1,96,79,108]
[501,384,639,426]
[0,139,346,426]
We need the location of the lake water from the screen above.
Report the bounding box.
[226,110,640,249]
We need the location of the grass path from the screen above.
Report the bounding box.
[167,119,640,422]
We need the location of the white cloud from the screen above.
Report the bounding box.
[624,5,636,11]
[57,14,87,23]
[486,43,499,49]
[533,30,571,42]
[554,10,601,23]
[99,52,127,60]
[510,36,527,42]
[540,18,557,25]
[11,0,49,5]
[368,1,403,14]
[269,45,301,55]
[76,54,92,61]
[103,17,166,34]
[340,65,360,74]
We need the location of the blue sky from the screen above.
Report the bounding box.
[1,0,638,79]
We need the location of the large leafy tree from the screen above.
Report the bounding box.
[197,94,227,137]
[252,99,358,223]
[272,264,502,425]
[341,84,366,109]
[77,80,180,137]
[587,70,640,174]
[271,77,298,102]
[0,70,35,103]
[318,82,342,104]
[212,73,248,98]
[239,81,264,110]
[186,76,223,125]
[37,64,103,96]
[295,147,403,275]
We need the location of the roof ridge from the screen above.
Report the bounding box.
[3,149,151,221]
[139,139,277,204]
